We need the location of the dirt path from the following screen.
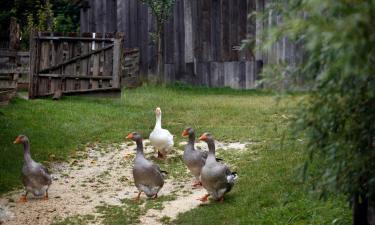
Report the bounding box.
[0,140,250,225]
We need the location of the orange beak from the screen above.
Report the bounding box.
[199,134,208,141]
[182,130,189,137]
[13,136,21,144]
[126,133,133,139]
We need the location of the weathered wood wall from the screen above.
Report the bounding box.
[80,0,304,89]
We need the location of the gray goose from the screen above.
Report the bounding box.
[13,135,52,202]
[182,127,207,187]
[198,133,238,202]
[127,132,166,201]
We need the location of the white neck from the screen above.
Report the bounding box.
[154,114,162,129]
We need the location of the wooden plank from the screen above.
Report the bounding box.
[164,8,175,64]
[175,0,185,76]
[245,61,256,89]
[39,37,51,71]
[91,34,100,89]
[238,0,248,61]
[197,62,210,86]
[28,30,37,99]
[229,0,239,61]
[37,74,113,79]
[112,38,122,88]
[223,61,233,88]
[38,44,114,73]
[36,87,120,97]
[64,39,74,91]
[164,64,175,83]
[80,37,90,90]
[35,36,114,42]
[184,0,194,63]
[201,0,212,62]
[255,0,264,61]
[211,0,221,61]
[193,0,203,62]
[139,3,149,78]
[129,0,138,47]
[210,61,224,87]
[221,0,230,61]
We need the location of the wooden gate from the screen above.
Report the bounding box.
[29,32,124,99]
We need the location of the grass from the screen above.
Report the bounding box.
[0,85,351,224]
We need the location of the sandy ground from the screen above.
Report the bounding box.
[0,140,250,225]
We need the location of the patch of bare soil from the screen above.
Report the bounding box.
[0,140,250,225]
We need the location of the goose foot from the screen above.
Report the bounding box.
[157,151,163,159]
[133,192,142,202]
[43,193,49,200]
[192,181,202,187]
[197,194,209,202]
[19,195,27,203]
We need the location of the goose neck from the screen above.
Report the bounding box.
[207,140,216,159]
[154,115,162,129]
[135,139,145,156]
[187,133,195,146]
[23,141,33,163]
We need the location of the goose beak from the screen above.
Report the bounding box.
[13,136,21,144]
[199,134,208,141]
[182,130,189,137]
[126,133,133,139]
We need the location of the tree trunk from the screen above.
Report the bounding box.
[156,34,163,83]
[353,192,369,225]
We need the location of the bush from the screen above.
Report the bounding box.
[259,0,375,223]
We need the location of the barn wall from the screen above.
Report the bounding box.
[80,0,303,89]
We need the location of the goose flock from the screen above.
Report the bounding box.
[13,107,238,205]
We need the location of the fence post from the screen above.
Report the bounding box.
[28,29,37,99]
[112,33,124,89]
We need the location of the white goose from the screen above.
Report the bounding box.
[149,107,174,159]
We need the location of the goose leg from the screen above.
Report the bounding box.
[197,194,210,202]
[157,150,163,159]
[192,181,202,187]
[133,192,142,202]
[218,196,224,203]
[152,193,158,199]
[44,188,49,200]
[19,191,28,203]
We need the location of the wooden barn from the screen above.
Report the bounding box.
[80,0,303,89]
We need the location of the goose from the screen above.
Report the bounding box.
[149,107,174,159]
[182,127,207,187]
[198,133,238,202]
[127,132,166,201]
[13,135,52,202]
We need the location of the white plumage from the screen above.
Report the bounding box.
[149,107,174,159]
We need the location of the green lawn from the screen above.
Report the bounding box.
[0,85,350,224]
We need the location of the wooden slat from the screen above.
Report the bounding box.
[37,74,113,79]
[35,36,114,42]
[112,38,122,88]
[28,30,37,99]
[38,44,114,73]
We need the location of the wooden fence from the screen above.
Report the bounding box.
[122,48,140,88]
[81,0,260,89]
[29,32,124,99]
[80,0,305,89]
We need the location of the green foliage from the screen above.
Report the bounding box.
[139,0,176,33]
[0,0,79,49]
[261,0,375,206]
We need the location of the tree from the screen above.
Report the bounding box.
[0,0,79,49]
[139,0,176,83]
[256,1,375,224]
